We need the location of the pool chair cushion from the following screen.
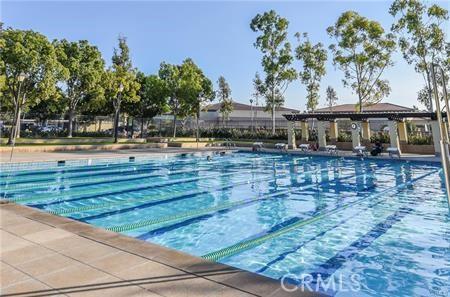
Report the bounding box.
[386,147,401,158]
[299,144,310,151]
[275,143,288,150]
[353,146,368,156]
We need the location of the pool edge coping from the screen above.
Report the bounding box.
[0,202,324,297]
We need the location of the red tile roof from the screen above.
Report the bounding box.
[315,103,414,113]
[205,102,299,112]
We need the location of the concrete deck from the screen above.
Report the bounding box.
[0,147,227,163]
[1,203,320,297]
[0,146,440,164]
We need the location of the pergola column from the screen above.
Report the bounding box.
[351,122,361,148]
[361,120,371,141]
[388,121,401,152]
[329,120,338,144]
[287,121,296,149]
[301,121,309,142]
[317,121,327,150]
[397,120,408,144]
[431,121,442,156]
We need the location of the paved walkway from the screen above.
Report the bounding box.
[0,147,226,163]
[0,146,440,164]
[0,204,319,297]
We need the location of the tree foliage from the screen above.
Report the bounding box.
[250,10,297,134]
[390,0,449,111]
[53,39,105,137]
[159,59,213,138]
[295,32,327,111]
[327,11,396,111]
[216,76,233,123]
[0,27,65,144]
[325,86,338,111]
[105,36,140,142]
[122,72,169,137]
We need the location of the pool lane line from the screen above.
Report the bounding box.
[0,155,249,187]
[305,177,439,287]
[5,162,291,206]
[111,168,358,238]
[0,167,212,195]
[1,158,271,194]
[6,157,330,205]
[0,153,230,178]
[201,169,439,262]
[50,172,281,216]
[106,190,291,233]
[4,156,290,202]
[0,153,286,180]
[8,169,248,205]
[2,155,305,194]
[50,162,334,217]
[135,172,376,242]
[0,154,292,189]
[254,194,399,274]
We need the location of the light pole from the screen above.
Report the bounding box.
[114,83,124,144]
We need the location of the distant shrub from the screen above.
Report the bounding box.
[72,131,112,137]
[370,133,390,143]
[147,128,288,140]
[408,135,432,145]
[337,132,351,142]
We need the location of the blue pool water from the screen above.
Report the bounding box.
[1,152,449,296]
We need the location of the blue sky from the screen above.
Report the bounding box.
[2,0,449,110]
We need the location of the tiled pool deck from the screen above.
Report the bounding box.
[1,203,321,297]
[0,147,439,296]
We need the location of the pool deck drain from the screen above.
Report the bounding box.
[1,203,322,297]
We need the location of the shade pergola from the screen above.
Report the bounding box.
[283,111,440,122]
[282,111,443,156]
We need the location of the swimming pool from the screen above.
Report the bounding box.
[1,152,449,296]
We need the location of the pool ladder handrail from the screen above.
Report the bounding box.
[430,63,450,210]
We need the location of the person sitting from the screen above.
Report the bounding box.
[370,141,383,156]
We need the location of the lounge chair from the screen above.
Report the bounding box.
[252,142,264,152]
[386,147,400,158]
[299,144,310,152]
[275,143,288,151]
[353,146,368,157]
[325,145,338,155]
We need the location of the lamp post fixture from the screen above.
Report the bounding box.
[114,83,124,144]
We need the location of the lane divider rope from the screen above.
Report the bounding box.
[49,173,280,215]
[201,169,439,262]
[106,190,291,233]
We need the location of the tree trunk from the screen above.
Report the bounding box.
[130,118,134,139]
[172,113,177,138]
[7,102,20,146]
[425,68,434,112]
[140,117,145,138]
[16,109,22,139]
[68,107,74,138]
[196,105,200,142]
[272,104,275,135]
[113,107,120,143]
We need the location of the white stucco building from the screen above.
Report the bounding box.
[200,102,299,129]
